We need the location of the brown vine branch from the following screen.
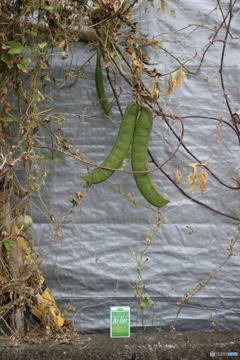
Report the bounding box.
[148,149,240,222]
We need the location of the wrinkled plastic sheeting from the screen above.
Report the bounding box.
[22,0,240,332]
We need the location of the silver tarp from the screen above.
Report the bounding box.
[21,0,240,332]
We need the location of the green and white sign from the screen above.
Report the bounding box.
[110,306,130,338]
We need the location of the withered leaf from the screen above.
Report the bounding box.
[175,66,185,87]
[164,67,185,95]
[198,169,208,194]
[133,59,144,72]
[59,39,67,50]
[174,169,182,184]
[160,0,168,13]
[163,74,176,95]
[146,39,162,49]
[151,77,161,101]
[187,165,198,194]
[2,100,12,115]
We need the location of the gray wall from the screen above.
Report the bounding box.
[26,0,240,332]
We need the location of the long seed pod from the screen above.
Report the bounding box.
[82,102,139,184]
[131,107,170,207]
[95,47,112,116]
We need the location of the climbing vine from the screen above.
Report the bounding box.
[0,0,239,338]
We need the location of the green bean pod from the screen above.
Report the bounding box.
[82,102,139,184]
[131,107,170,207]
[95,47,112,116]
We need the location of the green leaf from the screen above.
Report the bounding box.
[0,116,13,122]
[140,301,147,308]
[23,56,32,64]
[17,63,28,73]
[25,28,37,36]
[54,157,63,162]
[8,42,23,55]
[1,52,13,68]
[1,113,19,122]
[8,114,19,122]
[26,44,35,53]
[42,3,54,10]
[3,240,15,253]
[170,10,177,17]
[36,154,63,162]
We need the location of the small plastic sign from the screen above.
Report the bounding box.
[110,306,130,338]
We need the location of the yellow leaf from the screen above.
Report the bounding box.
[151,77,161,101]
[198,169,208,194]
[133,60,144,72]
[131,52,137,61]
[175,66,185,88]
[160,0,168,13]
[187,166,198,194]
[174,169,182,184]
[146,39,162,49]
[58,40,66,50]
[163,74,176,95]
[164,67,185,96]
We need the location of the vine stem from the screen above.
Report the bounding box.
[157,105,240,190]
[148,149,240,222]
[218,0,240,143]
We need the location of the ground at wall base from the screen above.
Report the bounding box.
[0,331,239,360]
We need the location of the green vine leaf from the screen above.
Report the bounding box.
[23,56,32,64]
[0,116,13,122]
[17,63,28,73]
[26,44,35,53]
[25,27,37,36]
[8,42,23,55]
[3,240,15,254]
[41,3,54,10]
[1,52,13,68]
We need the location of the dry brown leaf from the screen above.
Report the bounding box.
[133,59,144,72]
[198,169,208,194]
[187,166,198,194]
[174,169,182,184]
[163,74,176,95]
[76,191,84,204]
[0,85,8,103]
[160,0,168,13]
[2,100,12,115]
[36,293,44,303]
[175,66,185,88]
[94,0,123,13]
[164,67,185,95]
[145,68,163,77]
[58,39,66,50]
[151,77,161,101]
[146,39,162,49]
